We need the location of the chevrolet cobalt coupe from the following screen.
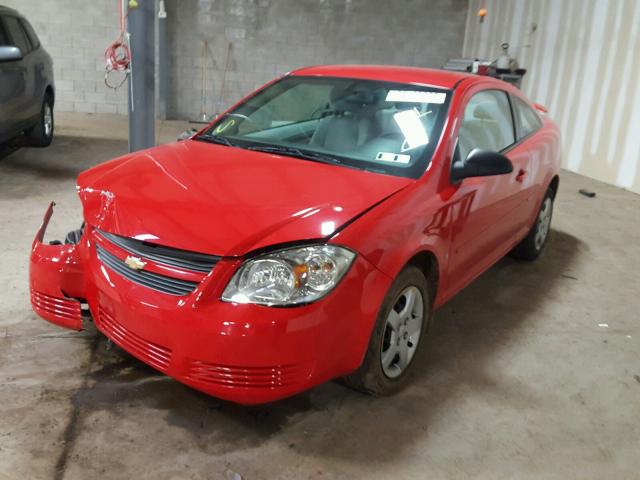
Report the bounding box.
[30,66,560,404]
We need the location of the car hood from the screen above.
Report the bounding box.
[77,140,412,256]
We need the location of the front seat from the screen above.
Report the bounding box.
[458,102,504,159]
[310,84,382,152]
[359,103,438,159]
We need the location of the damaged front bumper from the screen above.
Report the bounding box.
[29,202,87,330]
[28,203,392,404]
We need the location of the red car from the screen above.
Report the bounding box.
[30,66,560,404]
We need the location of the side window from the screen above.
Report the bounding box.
[3,16,31,53]
[20,19,40,50]
[0,17,10,46]
[513,97,542,139]
[458,90,515,160]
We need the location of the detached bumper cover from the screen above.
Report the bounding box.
[29,203,392,404]
[30,203,85,330]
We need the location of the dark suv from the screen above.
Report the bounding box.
[0,6,54,146]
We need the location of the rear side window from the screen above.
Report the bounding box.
[0,16,9,45]
[3,16,31,53]
[20,19,39,49]
[513,97,543,139]
[458,89,515,160]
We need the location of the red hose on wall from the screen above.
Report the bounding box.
[104,0,131,89]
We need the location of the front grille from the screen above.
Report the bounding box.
[97,305,172,372]
[96,244,199,296]
[96,230,219,273]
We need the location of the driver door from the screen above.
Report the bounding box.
[0,15,21,138]
[444,88,527,295]
[0,15,31,137]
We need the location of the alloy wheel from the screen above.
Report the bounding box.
[43,103,53,138]
[534,197,552,251]
[380,285,424,379]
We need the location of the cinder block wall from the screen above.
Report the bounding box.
[3,0,129,114]
[167,0,468,119]
[4,0,467,119]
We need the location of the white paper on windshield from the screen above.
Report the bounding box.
[376,152,411,164]
[393,110,429,149]
[386,90,446,104]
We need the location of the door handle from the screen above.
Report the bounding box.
[516,168,527,182]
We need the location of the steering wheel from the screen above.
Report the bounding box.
[224,113,261,130]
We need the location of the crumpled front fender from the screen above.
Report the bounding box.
[29,202,86,330]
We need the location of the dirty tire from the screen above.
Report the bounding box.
[510,187,554,261]
[26,94,54,147]
[342,265,432,396]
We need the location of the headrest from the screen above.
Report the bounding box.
[473,103,499,120]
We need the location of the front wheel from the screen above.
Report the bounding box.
[342,265,431,395]
[25,95,54,147]
[510,187,554,260]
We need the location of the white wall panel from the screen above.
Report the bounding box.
[464,0,640,194]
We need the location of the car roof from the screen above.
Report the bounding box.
[291,65,477,90]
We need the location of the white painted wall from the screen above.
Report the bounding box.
[464,0,640,194]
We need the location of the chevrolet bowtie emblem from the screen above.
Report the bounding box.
[124,255,146,271]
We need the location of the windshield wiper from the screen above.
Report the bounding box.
[196,133,236,147]
[247,145,341,165]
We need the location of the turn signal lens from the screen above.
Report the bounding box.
[221,245,355,306]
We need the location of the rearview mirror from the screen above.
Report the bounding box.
[0,46,23,63]
[451,149,513,183]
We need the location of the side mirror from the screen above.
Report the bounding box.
[177,128,197,141]
[0,46,23,63]
[451,149,513,183]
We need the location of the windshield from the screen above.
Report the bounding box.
[199,76,451,178]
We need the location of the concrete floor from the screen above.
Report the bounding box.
[1,116,639,479]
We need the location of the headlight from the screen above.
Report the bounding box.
[221,244,356,306]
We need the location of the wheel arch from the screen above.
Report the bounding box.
[404,249,439,305]
[44,85,55,106]
[549,175,559,199]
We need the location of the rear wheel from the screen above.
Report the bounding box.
[510,187,554,260]
[25,95,54,147]
[343,265,431,395]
